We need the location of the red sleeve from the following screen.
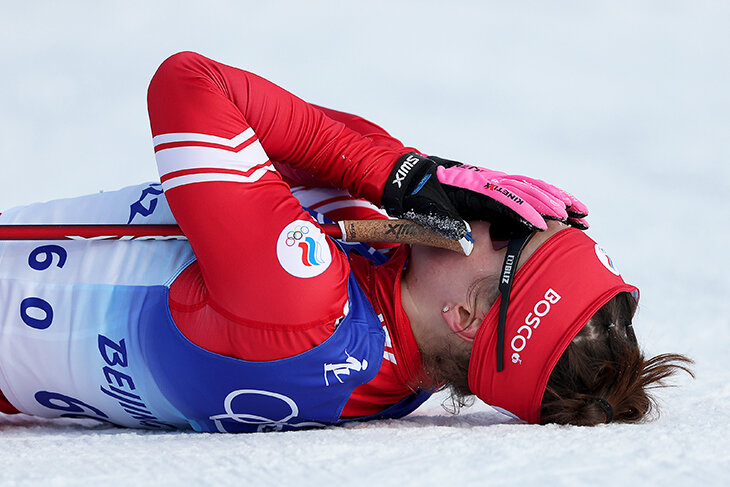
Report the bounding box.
[274,104,411,188]
[310,104,408,151]
[149,51,398,328]
[149,52,411,205]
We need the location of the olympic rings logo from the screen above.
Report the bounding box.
[285,225,310,247]
[209,389,324,433]
[276,219,331,278]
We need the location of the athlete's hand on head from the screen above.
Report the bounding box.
[429,155,589,235]
[381,152,589,247]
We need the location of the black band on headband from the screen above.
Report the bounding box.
[592,397,614,424]
[496,233,534,372]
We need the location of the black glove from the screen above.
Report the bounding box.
[427,155,590,240]
[381,152,471,242]
[427,156,538,241]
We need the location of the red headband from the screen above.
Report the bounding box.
[467,228,638,424]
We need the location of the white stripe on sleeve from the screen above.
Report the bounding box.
[152,128,255,148]
[161,166,276,191]
[156,143,270,178]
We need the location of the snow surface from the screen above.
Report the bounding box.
[1,1,729,485]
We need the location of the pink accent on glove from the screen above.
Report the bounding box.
[436,164,588,229]
[509,175,589,220]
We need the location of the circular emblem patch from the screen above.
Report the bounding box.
[276,220,332,278]
[594,244,621,276]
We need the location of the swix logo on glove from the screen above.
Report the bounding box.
[510,288,562,364]
[392,155,421,188]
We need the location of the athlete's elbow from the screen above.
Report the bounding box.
[160,51,207,70]
[148,51,210,103]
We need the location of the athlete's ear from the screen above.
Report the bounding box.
[441,304,478,342]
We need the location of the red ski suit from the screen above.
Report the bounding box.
[147,52,431,418]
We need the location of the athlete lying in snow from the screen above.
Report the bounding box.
[0,52,691,432]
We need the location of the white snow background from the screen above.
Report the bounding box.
[1,1,728,485]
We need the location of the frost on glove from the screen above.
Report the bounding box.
[381,153,473,253]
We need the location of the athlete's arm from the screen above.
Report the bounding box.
[147,52,418,327]
[274,104,410,189]
[153,54,412,204]
[311,104,407,151]
[147,52,348,328]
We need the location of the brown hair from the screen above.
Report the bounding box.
[540,291,694,425]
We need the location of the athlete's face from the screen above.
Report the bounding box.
[405,220,568,341]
